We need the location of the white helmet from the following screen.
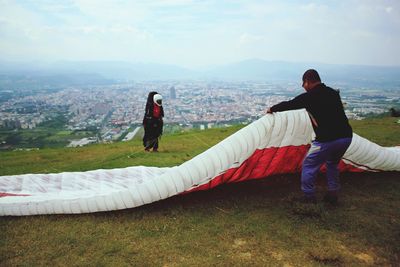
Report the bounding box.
[153,94,162,106]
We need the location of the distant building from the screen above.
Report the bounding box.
[170,86,176,99]
[3,119,21,129]
[92,103,111,115]
[67,137,97,147]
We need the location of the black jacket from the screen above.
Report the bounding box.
[270,83,352,142]
[142,92,164,146]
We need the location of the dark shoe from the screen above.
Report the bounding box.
[323,192,338,205]
[144,148,150,152]
[152,149,158,152]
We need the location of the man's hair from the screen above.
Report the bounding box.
[302,69,321,83]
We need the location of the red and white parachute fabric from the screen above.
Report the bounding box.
[1,110,399,216]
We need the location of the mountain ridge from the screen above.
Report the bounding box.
[1,59,400,88]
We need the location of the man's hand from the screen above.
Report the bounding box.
[266,108,273,114]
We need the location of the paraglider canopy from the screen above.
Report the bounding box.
[153,94,162,106]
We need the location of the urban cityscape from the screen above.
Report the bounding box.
[0,80,399,148]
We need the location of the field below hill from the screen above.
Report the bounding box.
[1,116,399,266]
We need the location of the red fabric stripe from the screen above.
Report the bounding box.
[188,145,365,193]
[0,193,30,197]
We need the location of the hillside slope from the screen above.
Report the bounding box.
[1,117,399,176]
[0,116,399,265]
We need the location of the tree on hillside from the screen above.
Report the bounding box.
[389,108,400,117]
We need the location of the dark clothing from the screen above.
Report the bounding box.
[143,116,163,149]
[270,83,352,142]
[302,137,352,195]
[143,92,164,150]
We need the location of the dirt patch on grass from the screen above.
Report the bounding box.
[354,252,374,265]
[232,238,247,249]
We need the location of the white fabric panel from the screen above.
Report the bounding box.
[343,134,400,171]
[1,110,399,216]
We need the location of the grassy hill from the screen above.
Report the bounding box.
[1,117,399,266]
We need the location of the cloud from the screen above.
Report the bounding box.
[300,3,328,13]
[239,33,264,45]
[0,0,399,66]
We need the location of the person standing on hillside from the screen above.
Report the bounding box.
[266,69,353,205]
[143,91,164,152]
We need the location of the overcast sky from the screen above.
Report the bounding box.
[0,0,399,68]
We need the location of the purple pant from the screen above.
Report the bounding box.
[301,137,352,196]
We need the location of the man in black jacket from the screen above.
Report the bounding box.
[267,69,353,204]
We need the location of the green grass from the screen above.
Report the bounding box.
[350,117,400,146]
[0,125,243,175]
[1,117,399,266]
[0,127,97,149]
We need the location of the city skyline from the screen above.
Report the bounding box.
[0,1,399,68]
